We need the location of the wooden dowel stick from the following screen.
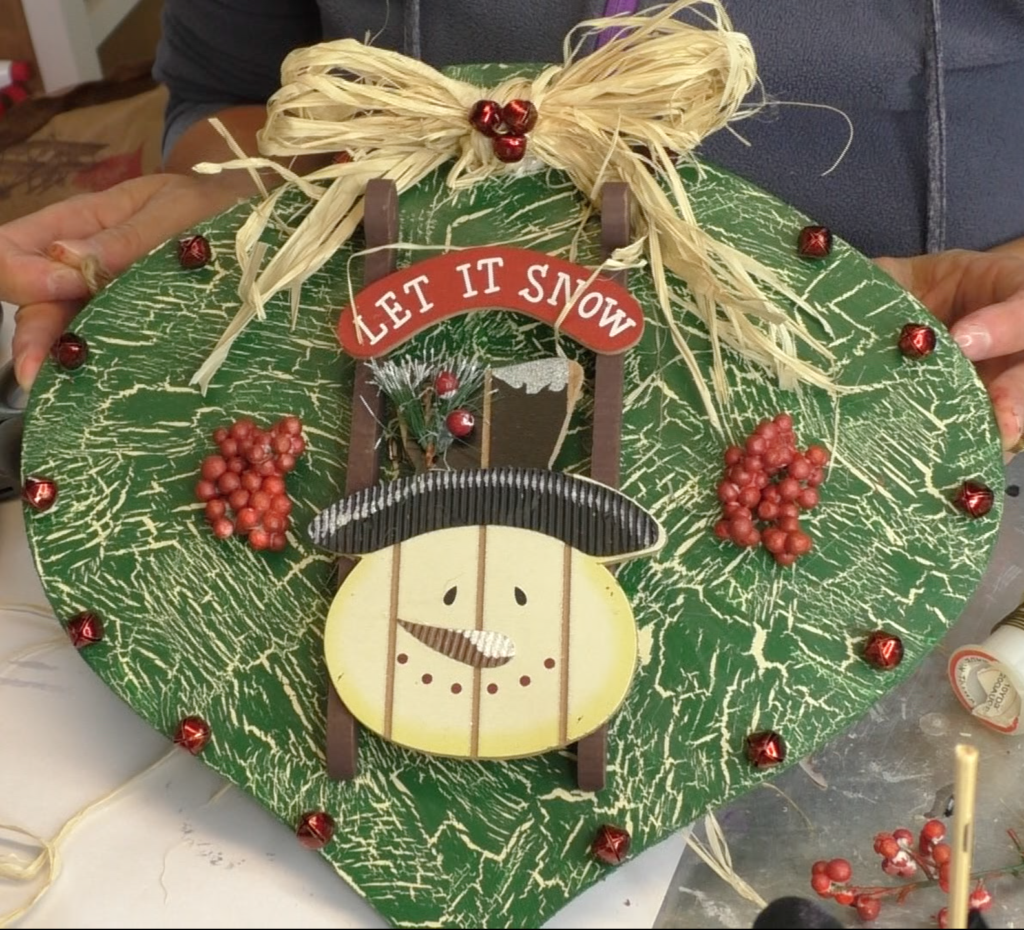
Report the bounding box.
[948,743,979,929]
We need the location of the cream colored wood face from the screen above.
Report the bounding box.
[324,525,638,759]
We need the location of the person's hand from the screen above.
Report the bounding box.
[3,173,245,390]
[875,249,1024,458]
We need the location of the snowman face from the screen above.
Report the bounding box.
[324,524,638,759]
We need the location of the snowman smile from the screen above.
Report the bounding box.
[397,620,516,668]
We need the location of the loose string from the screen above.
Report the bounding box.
[190,0,844,431]
[0,750,176,927]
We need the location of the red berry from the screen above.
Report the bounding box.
[723,503,751,520]
[729,467,752,487]
[212,517,234,540]
[205,499,226,522]
[264,511,287,534]
[778,477,801,501]
[492,133,528,163]
[271,495,293,516]
[833,891,854,907]
[219,437,239,458]
[249,528,270,550]
[217,471,241,495]
[227,456,246,474]
[757,421,778,442]
[893,828,913,847]
[931,843,951,865]
[250,490,272,513]
[290,435,306,456]
[717,481,740,503]
[468,99,503,136]
[434,370,460,398]
[446,409,476,438]
[212,427,229,444]
[228,488,250,512]
[762,527,787,554]
[737,486,761,509]
[502,99,538,134]
[262,475,286,496]
[269,532,287,552]
[236,507,260,533]
[937,906,949,929]
[778,501,800,519]
[276,453,297,473]
[798,225,833,259]
[724,445,744,466]
[247,442,270,464]
[811,860,829,875]
[787,454,811,481]
[807,466,825,487]
[872,833,892,854]
[230,418,254,440]
[201,455,227,481]
[777,515,801,533]
[969,883,993,912]
[195,479,218,502]
[762,484,781,504]
[758,500,780,521]
[241,470,263,493]
[786,531,813,556]
[877,837,899,859]
[855,895,881,922]
[258,459,278,477]
[825,858,852,883]
[806,444,830,466]
[920,819,946,844]
[277,415,303,436]
[745,435,767,456]
[774,552,797,566]
[714,519,732,540]
[796,487,820,510]
[774,413,793,431]
[744,454,764,474]
[810,873,832,896]
[272,435,291,455]
[730,518,755,543]
[938,861,950,893]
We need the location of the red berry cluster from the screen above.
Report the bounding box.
[469,98,538,163]
[810,819,996,924]
[714,414,829,565]
[194,416,306,552]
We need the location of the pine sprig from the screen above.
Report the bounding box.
[369,357,484,469]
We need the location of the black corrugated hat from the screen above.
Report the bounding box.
[308,466,664,561]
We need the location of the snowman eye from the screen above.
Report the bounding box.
[443,586,458,606]
[514,587,527,606]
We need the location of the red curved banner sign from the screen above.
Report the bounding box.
[337,246,644,358]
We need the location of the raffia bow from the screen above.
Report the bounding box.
[192,0,836,426]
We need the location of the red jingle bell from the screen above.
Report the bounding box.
[898,323,937,359]
[493,134,528,163]
[591,823,631,865]
[863,630,904,670]
[66,611,104,648]
[22,476,58,512]
[173,715,211,755]
[434,370,460,399]
[296,810,336,849]
[446,409,476,438]
[745,730,786,767]
[953,480,994,518]
[469,99,504,137]
[797,225,833,259]
[177,234,212,270]
[50,332,89,371]
[502,99,538,135]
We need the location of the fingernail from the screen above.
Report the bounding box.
[953,324,990,360]
[47,266,85,298]
[48,240,83,264]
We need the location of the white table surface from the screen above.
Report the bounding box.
[0,308,689,929]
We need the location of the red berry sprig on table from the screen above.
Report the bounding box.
[809,818,1008,924]
[713,413,829,565]
[195,415,306,552]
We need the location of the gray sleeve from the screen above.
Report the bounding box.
[152,0,324,162]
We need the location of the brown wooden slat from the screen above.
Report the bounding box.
[576,181,631,793]
[326,178,398,781]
